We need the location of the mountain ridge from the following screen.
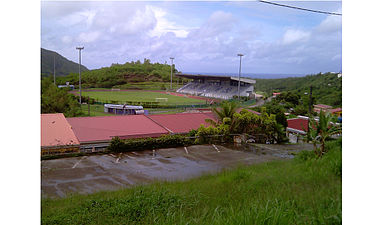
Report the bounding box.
[41,48,89,77]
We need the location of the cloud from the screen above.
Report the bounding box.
[90,4,157,36]
[77,31,101,43]
[282,29,311,45]
[61,36,72,44]
[41,2,342,74]
[188,11,235,39]
[147,6,190,38]
[316,14,342,34]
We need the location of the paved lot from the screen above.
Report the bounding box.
[41,144,313,198]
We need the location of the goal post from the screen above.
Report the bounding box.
[155,98,168,102]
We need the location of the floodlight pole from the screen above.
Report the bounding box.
[237,54,244,100]
[76,46,84,104]
[170,57,174,90]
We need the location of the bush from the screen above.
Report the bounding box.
[108,135,193,153]
[295,150,316,161]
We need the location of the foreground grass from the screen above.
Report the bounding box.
[42,139,341,225]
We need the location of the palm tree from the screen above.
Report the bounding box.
[306,110,342,157]
[205,101,240,127]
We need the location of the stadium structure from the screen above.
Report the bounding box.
[176,74,256,99]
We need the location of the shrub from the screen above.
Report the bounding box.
[108,135,193,153]
[295,150,316,161]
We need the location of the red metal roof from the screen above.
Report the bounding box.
[314,104,332,109]
[66,115,169,143]
[41,113,80,147]
[287,118,308,132]
[330,108,342,113]
[147,112,216,134]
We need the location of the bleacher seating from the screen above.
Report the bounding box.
[177,82,251,99]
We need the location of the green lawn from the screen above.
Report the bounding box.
[79,104,189,117]
[42,139,342,224]
[81,90,206,105]
[80,104,115,117]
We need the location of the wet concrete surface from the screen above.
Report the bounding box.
[41,143,313,198]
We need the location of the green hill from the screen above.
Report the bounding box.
[56,59,182,89]
[41,48,89,77]
[254,72,342,107]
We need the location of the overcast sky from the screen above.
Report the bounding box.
[41,1,342,75]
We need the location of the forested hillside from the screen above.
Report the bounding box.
[56,59,183,89]
[41,48,89,77]
[254,72,342,107]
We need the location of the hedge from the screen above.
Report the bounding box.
[108,135,194,153]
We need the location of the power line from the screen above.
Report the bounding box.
[259,0,342,16]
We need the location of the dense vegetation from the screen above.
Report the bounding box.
[254,72,342,107]
[42,138,342,225]
[253,90,316,118]
[55,59,187,89]
[197,107,287,144]
[41,48,89,77]
[41,77,82,117]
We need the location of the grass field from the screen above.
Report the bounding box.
[81,90,207,105]
[80,104,188,117]
[42,139,342,224]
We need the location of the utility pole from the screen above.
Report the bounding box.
[53,55,56,85]
[237,54,244,100]
[170,57,174,90]
[76,46,84,104]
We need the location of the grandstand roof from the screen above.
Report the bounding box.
[66,115,169,143]
[147,112,217,134]
[176,74,256,84]
[41,113,80,148]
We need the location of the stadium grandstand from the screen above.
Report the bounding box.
[176,74,256,99]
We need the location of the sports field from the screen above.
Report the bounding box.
[81,90,207,105]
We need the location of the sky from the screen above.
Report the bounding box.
[41,1,342,75]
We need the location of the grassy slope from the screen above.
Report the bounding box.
[113,81,184,90]
[42,140,341,225]
[81,90,206,105]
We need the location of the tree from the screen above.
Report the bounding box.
[41,78,82,117]
[205,101,239,127]
[305,111,342,157]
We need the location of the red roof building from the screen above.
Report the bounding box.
[41,113,80,154]
[66,115,169,145]
[287,117,309,134]
[147,112,216,134]
[286,116,310,143]
[313,104,333,113]
[329,108,342,117]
